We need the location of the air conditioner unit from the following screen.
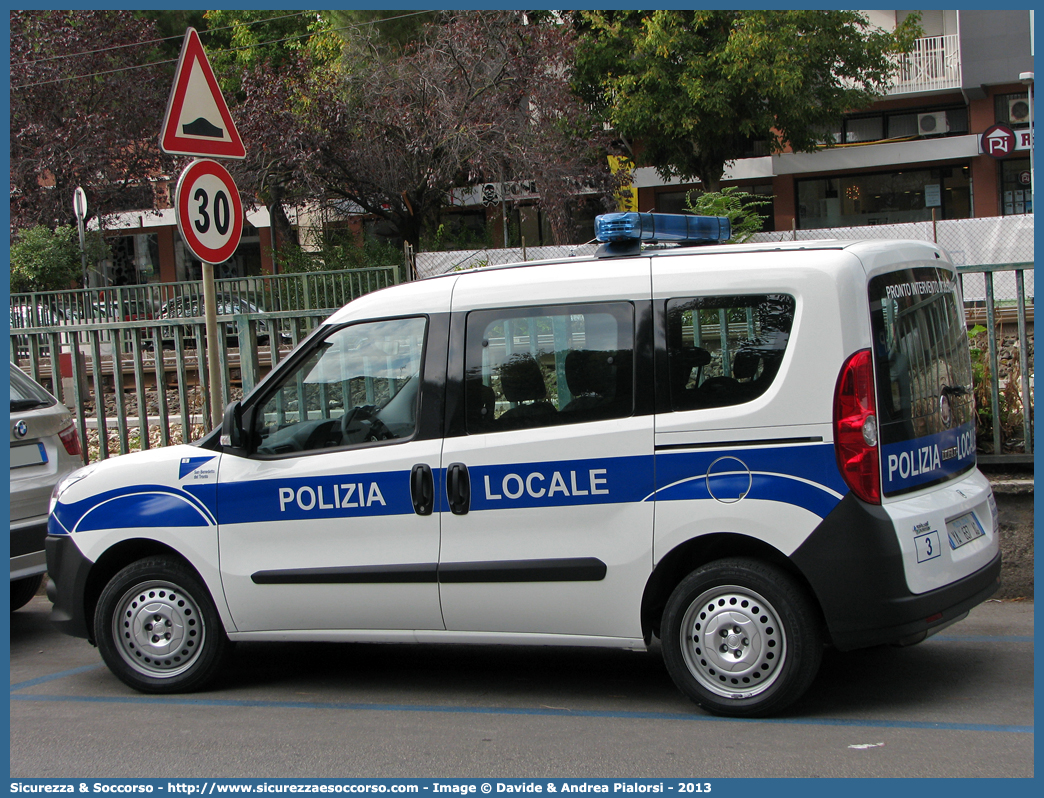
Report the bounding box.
[918,112,950,136]
[1008,97,1031,123]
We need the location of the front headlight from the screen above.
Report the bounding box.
[49,462,99,514]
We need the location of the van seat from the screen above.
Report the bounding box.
[498,354,557,428]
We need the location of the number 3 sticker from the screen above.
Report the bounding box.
[914,530,941,563]
[175,159,244,264]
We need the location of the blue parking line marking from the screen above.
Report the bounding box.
[929,635,1032,643]
[9,692,1032,734]
[10,664,105,691]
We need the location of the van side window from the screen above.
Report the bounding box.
[252,316,426,455]
[667,294,795,410]
[465,303,634,433]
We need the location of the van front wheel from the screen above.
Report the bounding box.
[661,558,822,717]
[94,557,230,693]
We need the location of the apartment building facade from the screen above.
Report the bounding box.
[636,9,1035,233]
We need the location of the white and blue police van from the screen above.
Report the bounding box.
[46,212,1000,717]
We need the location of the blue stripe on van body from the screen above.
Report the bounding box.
[50,443,847,535]
[50,485,217,535]
[653,443,847,519]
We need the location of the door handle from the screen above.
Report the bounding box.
[446,462,471,515]
[410,463,434,516]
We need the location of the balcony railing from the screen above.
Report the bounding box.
[889,34,962,95]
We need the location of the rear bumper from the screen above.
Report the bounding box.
[792,493,1001,651]
[10,518,48,580]
[831,551,1001,649]
[45,534,95,641]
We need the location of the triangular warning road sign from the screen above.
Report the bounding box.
[160,28,246,159]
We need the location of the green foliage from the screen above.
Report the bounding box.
[202,10,342,96]
[685,188,773,243]
[966,324,1028,454]
[325,10,443,57]
[423,219,496,253]
[10,225,108,292]
[573,10,922,191]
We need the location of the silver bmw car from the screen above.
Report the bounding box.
[9,363,81,610]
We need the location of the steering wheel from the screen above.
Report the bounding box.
[340,405,393,445]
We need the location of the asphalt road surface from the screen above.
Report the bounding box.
[9,595,1033,779]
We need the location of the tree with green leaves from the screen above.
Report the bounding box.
[10,10,176,236]
[10,225,107,292]
[272,11,617,250]
[190,11,344,267]
[573,10,921,192]
[325,10,444,57]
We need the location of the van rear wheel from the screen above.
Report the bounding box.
[94,557,230,693]
[661,558,822,717]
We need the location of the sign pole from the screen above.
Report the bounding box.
[201,262,223,429]
[174,160,245,431]
[161,28,249,433]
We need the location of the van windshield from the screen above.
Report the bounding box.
[868,267,976,497]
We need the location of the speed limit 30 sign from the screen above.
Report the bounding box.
[175,158,244,264]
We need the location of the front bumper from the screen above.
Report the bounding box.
[791,493,1001,651]
[45,533,95,641]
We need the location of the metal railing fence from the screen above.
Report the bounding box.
[957,263,1034,463]
[10,264,398,337]
[10,266,397,464]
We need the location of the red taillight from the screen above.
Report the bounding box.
[833,348,880,504]
[58,421,81,457]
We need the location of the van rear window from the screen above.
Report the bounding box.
[869,267,976,496]
[666,294,794,410]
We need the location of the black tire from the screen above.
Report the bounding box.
[94,557,230,693]
[10,574,44,611]
[661,557,823,717]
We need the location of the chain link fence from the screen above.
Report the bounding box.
[750,215,1034,304]
[415,244,598,278]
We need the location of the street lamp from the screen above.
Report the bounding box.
[73,186,88,287]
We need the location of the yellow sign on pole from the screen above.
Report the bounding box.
[608,156,638,212]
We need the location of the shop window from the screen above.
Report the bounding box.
[104,233,160,286]
[797,167,971,229]
[1001,158,1033,215]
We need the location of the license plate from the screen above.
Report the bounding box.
[10,442,47,469]
[946,511,985,550]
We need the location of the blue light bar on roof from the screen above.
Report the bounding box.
[595,212,731,245]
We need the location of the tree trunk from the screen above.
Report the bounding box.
[266,183,298,274]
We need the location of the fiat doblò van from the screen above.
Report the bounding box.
[47,212,1000,717]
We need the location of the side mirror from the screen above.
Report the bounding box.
[220,401,243,452]
[221,401,257,456]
